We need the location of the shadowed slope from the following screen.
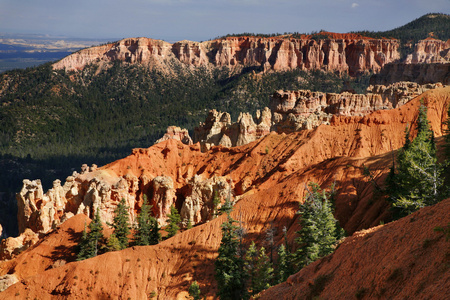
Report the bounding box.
[260,197,450,300]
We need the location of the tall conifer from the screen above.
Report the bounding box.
[112,198,130,249]
[166,205,181,238]
[214,199,247,300]
[77,209,104,260]
[387,102,445,218]
[294,182,342,270]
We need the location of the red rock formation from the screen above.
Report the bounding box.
[52,36,400,75]
[406,38,450,64]
[1,87,449,298]
[372,38,450,85]
[155,126,193,145]
[194,82,445,147]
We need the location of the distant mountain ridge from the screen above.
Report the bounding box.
[53,35,400,76]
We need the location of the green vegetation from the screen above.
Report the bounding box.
[353,13,450,59]
[276,226,295,284]
[188,281,201,300]
[385,102,446,219]
[77,209,104,260]
[111,198,130,249]
[214,198,247,300]
[294,182,345,269]
[133,195,161,246]
[214,182,343,298]
[244,242,274,296]
[166,205,181,238]
[0,61,368,236]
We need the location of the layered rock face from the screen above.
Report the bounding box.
[372,38,450,85]
[52,36,400,75]
[371,62,450,85]
[194,81,445,148]
[405,38,450,64]
[193,108,272,149]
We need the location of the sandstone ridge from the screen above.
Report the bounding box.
[193,81,445,148]
[52,35,401,75]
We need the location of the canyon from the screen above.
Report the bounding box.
[1,17,450,298]
[0,86,449,298]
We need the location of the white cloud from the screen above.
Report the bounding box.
[351,2,359,8]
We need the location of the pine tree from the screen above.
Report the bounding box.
[77,209,104,260]
[294,182,342,270]
[166,205,181,238]
[443,102,450,177]
[245,241,258,295]
[148,215,161,245]
[294,189,320,268]
[215,207,247,300]
[134,195,154,246]
[213,189,221,218]
[112,198,130,249]
[276,226,295,283]
[252,246,274,295]
[106,232,122,251]
[188,281,201,300]
[387,103,445,218]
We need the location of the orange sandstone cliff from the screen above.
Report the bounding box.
[52,36,401,76]
[0,87,449,298]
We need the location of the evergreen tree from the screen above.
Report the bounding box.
[106,232,122,251]
[244,241,258,295]
[148,215,161,245]
[215,207,247,300]
[387,103,445,218]
[276,226,295,283]
[252,246,274,295]
[112,198,130,249]
[294,182,342,270]
[213,189,221,218]
[77,209,104,260]
[166,205,181,238]
[443,102,450,178]
[188,281,201,300]
[134,195,158,246]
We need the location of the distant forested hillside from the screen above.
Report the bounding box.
[0,60,369,236]
[353,13,450,58]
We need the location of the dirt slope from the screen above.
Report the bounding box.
[260,197,450,300]
[0,86,449,299]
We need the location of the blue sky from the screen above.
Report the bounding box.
[0,0,449,42]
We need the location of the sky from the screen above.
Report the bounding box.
[0,0,449,42]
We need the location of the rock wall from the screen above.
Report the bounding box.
[15,162,232,240]
[405,38,450,64]
[370,62,450,85]
[194,81,445,147]
[371,38,450,85]
[52,36,400,75]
